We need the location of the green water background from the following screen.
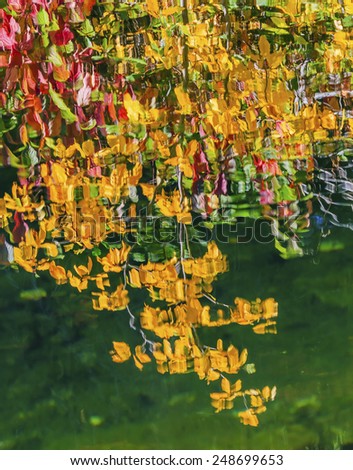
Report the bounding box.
[1,223,353,450]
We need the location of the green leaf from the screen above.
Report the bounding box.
[27,146,39,166]
[278,185,297,202]
[78,19,95,38]
[41,32,50,48]
[92,246,102,257]
[293,34,308,46]
[4,145,24,168]
[104,124,120,134]
[37,9,49,26]
[131,250,147,263]
[271,17,289,29]
[111,57,147,66]
[343,16,353,28]
[49,84,77,124]
[48,45,63,67]
[262,24,290,35]
[47,15,59,32]
[89,184,99,198]
[80,118,97,131]
[63,41,74,55]
[20,288,47,301]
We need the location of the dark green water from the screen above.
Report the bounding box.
[1,225,353,450]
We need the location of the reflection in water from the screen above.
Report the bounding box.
[1,176,279,425]
[1,0,353,443]
[109,241,278,426]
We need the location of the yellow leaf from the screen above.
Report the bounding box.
[246,108,257,132]
[140,183,156,200]
[13,247,34,273]
[262,386,271,401]
[67,271,84,290]
[135,345,152,364]
[164,157,179,167]
[221,377,231,394]
[133,355,144,371]
[41,243,59,257]
[49,261,67,284]
[256,405,267,415]
[111,341,131,363]
[107,135,119,148]
[146,0,159,17]
[231,379,242,394]
[259,35,270,57]
[163,339,174,359]
[207,369,220,382]
[239,348,248,365]
[253,321,277,335]
[321,109,336,130]
[50,163,67,184]
[82,140,95,157]
[185,140,198,158]
[153,350,167,362]
[123,93,145,123]
[210,392,229,400]
[267,50,284,69]
[162,6,181,15]
[19,125,28,145]
[129,268,142,287]
[250,395,263,407]
[261,298,278,319]
[238,409,259,427]
[175,86,192,114]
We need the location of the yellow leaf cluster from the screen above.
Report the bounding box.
[97,243,131,273]
[155,190,192,224]
[92,285,129,311]
[237,386,277,427]
[111,342,131,363]
[232,297,278,333]
[165,143,195,179]
[182,241,227,284]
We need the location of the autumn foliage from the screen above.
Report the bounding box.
[2,0,349,425]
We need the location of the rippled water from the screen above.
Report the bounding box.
[1,216,353,450]
[2,0,353,450]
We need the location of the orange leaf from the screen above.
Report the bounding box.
[140,183,156,200]
[83,0,96,16]
[49,261,67,284]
